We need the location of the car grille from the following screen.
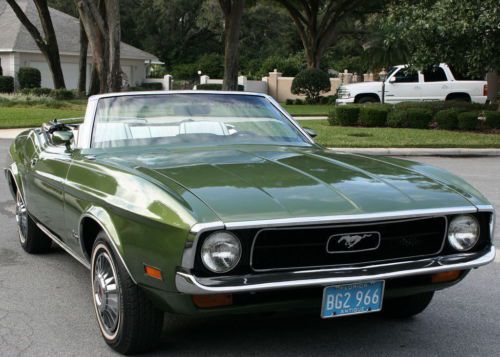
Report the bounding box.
[250,217,447,271]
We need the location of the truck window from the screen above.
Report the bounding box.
[423,66,448,82]
[393,68,418,83]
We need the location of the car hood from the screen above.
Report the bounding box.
[341,81,383,92]
[98,145,479,223]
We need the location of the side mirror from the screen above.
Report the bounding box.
[303,127,317,138]
[52,130,74,149]
[388,76,396,83]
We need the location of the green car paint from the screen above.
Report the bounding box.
[4,92,494,316]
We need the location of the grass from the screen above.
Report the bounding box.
[0,107,85,128]
[298,120,500,148]
[282,104,331,116]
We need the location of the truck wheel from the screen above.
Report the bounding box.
[16,191,52,254]
[357,96,379,104]
[91,232,164,354]
[382,291,434,318]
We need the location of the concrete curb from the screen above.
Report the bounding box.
[294,116,328,120]
[0,128,27,139]
[327,147,500,157]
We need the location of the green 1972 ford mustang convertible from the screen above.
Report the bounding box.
[5,91,495,354]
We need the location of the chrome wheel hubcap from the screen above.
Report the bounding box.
[16,194,28,244]
[92,249,120,337]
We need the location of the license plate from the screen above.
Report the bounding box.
[321,281,385,318]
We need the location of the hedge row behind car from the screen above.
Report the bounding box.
[0,76,14,93]
[19,88,76,100]
[328,102,499,131]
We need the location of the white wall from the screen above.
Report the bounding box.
[0,52,17,77]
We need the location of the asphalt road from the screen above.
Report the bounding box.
[0,138,499,357]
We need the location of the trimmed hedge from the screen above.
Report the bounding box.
[485,111,500,129]
[457,112,479,131]
[387,108,432,129]
[20,87,52,96]
[0,76,14,93]
[294,98,304,105]
[18,67,41,89]
[358,105,391,127]
[197,83,244,91]
[330,105,360,126]
[435,109,460,130]
[396,100,493,115]
[51,89,75,100]
[140,82,163,90]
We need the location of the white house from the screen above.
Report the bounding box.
[0,0,158,89]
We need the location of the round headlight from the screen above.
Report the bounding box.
[201,231,242,273]
[448,215,479,251]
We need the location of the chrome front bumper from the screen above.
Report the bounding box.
[175,246,495,295]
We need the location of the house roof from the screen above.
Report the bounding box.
[0,0,158,61]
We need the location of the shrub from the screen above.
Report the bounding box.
[358,105,391,127]
[196,83,244,91]
[396,100,490,116]
[327,109,337,125]
[18,67,41,89]
[140,82,163,91]
[406,108,433,129]
[387,108,432,129]
[285,99,294,105]
[457,112,479,131]
[294,98,304,105]
[0,76,15,93]
[333,105,360,126]
[20,87,52,96]
[50,89,75,100]
[387,110,406,128]
[259,54,306,77]
[434,109,460,130]
[291,68,331,103]
[485,111,500,129]
[327,95,338,105]
[196,53,224,79]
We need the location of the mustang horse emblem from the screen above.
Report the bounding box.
[337,233,373,249]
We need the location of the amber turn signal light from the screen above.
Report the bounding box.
[432,270,461,283]
[192,294,233,308]
[144,265,163,280]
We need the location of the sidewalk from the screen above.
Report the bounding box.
[0,128,27,139]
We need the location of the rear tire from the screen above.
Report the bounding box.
[16,191,52,254]
[91,232,164,354]
[382,291,434,318]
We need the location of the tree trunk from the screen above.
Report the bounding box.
[88,63,100,95]
[6,0,66,89]
[78,20,88,95]
[220,0,245,91]
[105,0,122,92]
[486,72,499,111]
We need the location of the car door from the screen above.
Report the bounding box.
[420,65,449,102]
[23,130,72,240]
[384,67,422,104]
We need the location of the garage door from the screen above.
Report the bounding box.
[30,61,91,90]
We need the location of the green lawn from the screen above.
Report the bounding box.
[282,104,331,116]
[299,120,500,148]
[0,107,85,128]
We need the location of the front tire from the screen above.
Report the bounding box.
[382,291,434,318]
[91,232,163,354]
[16,191,52,254]
[357,96,379,104]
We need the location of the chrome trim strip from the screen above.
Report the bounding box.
[181,221,226,269]
[175,246,495,295]
[224,206,476,230]
[79,213,137,284]
[249,216,449,273]
[36,223,91,270]
[190,221,225,235]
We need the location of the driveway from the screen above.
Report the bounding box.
[0,138,498,356]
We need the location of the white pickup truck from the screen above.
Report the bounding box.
[336,63,488,105]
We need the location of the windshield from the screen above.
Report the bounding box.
[91,94,310,149]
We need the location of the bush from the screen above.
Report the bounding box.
[196,83,244,91]
[291,68,331,103]
[20,87,52,96]
[319,95,337,105]
[259,54,306,77]
[0,76,14,93]
[387,110,406,128]
[396,100,491,116]
[406,108,433,129]
[50,88,75,100]
[331,105,360,126]
[358,105,391,127]
[387,108,432,129]
[457,112,479,131]
[196,53,224,79]
[434,109,460,130]
[285,99,294,105]
[140,82,163,91]
[18,67,41,89]
[294,98,304,105]
[485,111,500,129]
